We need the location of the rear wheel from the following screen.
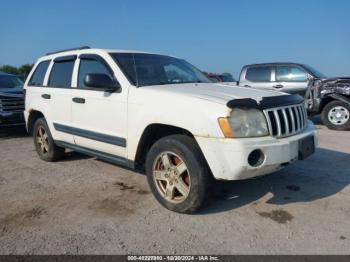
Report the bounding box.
[145,135,210,213]
[33,118,65,161]
[321,100,350,130]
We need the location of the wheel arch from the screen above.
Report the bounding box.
[134,123,199,172]
[321,94,350,112]
[27,110,45,135]
[328,94,350,105]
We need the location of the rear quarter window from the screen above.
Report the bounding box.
[48,60,75,88]
[28,61,50,86]
[246,66,272,82]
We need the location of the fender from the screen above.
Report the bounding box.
[328,93,350,106]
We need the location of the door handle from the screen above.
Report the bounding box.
[41,94,51,99]
[244,85,251,88]
[273,84,284,89]
[72,97,85,104]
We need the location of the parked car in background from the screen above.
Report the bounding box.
[0,72,25,127]
[206,72,237,85]
[238,63,350,130]
[307,77,350,130]
[24,47,317,213]
[238,63,326,96]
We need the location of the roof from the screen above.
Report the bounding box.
[42,46,169,60]
[243,62,303,68]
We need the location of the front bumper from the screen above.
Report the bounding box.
[0,111,25,127]
[195,121,317,180]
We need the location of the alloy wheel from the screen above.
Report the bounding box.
[152,151,191,204]
[36,126,49,154]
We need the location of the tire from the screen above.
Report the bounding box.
[321,100,350,130]
[33,118,65,161]
[145,135,210,213]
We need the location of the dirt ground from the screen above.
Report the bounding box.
[0,118,349,254]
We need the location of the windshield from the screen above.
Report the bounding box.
[302,64,327,79]
[0,75,24,89]
[110,53,211,87]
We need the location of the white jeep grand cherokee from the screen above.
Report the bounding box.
[24,47,317,213]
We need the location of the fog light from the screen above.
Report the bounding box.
[248,149,265,167]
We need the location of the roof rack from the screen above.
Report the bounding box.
[46,46,91,55]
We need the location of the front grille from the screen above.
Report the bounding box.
[263,103,307,138]
[0,97,24,112]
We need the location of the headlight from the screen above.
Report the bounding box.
[218,108,269,138]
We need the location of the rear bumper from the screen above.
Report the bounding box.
[0,111,25,127]
[195,121,317,180]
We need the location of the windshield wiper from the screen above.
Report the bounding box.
[170,80,204,84]
[138,80,205,87]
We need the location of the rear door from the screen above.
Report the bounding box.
[242,66,275,90]
[275,65,308,96]
[70,54,128,159]
[31,56,75,144]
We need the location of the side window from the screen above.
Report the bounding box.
[246,67,272,82]
[78,58,113,88]
[276,66,307,82]
[48,60,75,88]
[28,61,50,86]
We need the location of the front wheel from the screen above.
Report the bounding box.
[145,135,210,213]
[321,100,350,130]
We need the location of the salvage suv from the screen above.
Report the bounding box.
[24,47,317,213]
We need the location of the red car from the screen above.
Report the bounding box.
[206,73,237,85]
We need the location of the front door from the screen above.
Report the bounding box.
[274,65,308,96]
[71,54,128,160]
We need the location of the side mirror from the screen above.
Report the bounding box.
[84,73,120,91]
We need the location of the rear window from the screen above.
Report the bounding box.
[28,61,50,86]
[48,60,75,88]
[246,66,272,82]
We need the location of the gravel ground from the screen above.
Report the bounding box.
[0,119,349,255]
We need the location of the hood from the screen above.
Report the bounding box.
[0,86,24,98]
[145,83,285,105]
[314,77,350,97]
[320,77,350,84]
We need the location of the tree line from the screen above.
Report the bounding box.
[0,64,34,80]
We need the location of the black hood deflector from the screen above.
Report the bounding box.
[226,95,304,110]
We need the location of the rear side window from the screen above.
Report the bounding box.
[48,60,75,88]
[28,61,50,86]
[246,67,272,82]
[276,66,307,82]
[78,59,113,88]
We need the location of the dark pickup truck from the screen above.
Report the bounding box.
[0,72,25,127]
